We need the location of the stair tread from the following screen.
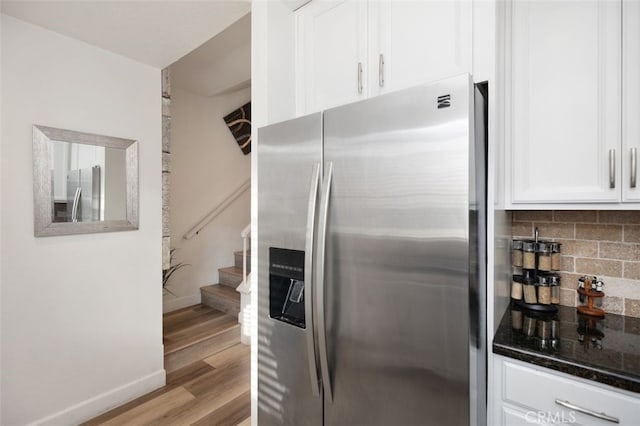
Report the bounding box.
[201,284,241,303]
[163,304,238,355]
[218,266,243,277]
[163,305,226,335]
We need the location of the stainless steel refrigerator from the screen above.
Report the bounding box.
[257,74,487,426]
[66,166,101,222]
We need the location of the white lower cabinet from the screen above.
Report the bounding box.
[502,406,546,426]
[494,356,640,426]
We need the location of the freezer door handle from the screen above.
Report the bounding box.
[71,187,81,223]
[305,163,321,397]
[316,161,334,402]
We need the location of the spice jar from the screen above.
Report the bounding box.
[548,274,561,304]
[511,310,523,330]
[522,241,536,269]
[512,240,524,267]
[537,275,552,305]
[550,242,562,271]
[578,276,597,304]
[594,279,604,308]
[537,320,552,339]
[523,316,536,337]
[511,275,524,300]
[523,274,537,304]
[537,241,552,272]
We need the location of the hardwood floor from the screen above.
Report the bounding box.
[83,305,250,425]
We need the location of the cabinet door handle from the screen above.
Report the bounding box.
[555,399,619,424]
[631,147,637,189]
[609,149,616,189]
[378,54,385,87]
[357,62,363,94]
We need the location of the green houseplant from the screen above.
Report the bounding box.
[163,249,189,296]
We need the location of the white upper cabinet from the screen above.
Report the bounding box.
[623,0,640,202]
[370,1,472,96]
[508,0,622,204]
[295,0,472,115]
[296,1,368,114]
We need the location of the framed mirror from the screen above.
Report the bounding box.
[33,125,138,237]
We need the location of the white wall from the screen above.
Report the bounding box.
[165,86,251,312]
[1,15,163,425]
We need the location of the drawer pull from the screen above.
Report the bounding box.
[555,399,619,424]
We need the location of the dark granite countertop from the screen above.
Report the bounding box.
[493,302,640,393]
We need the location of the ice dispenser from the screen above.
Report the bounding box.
[269,247,306,328]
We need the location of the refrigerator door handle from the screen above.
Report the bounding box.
[71,187,81,223]
[316,161,334,402]
[305,163,321,397]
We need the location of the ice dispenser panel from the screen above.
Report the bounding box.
[269,247,305,328]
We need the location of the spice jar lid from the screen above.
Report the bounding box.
[513,240,523,250]
[549,242,562,253]
[522,241,536,252]
[512,274,523,283]
[522,269,535,281]
[547,274,561,286]
[537,275,550,286]
[536,241,551,253]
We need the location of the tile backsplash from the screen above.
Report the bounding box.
[512,211,640,318]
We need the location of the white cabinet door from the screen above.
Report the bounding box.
[296,0,367,114]
[370,0,472,96]
[509,0,621,203]
[623,0,640,202]
[502,406,545,426]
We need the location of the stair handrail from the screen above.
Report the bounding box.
[183,179,250,240]
[238,223,251,294]
[237,223,252,345]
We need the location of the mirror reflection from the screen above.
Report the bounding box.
[33,125,138,237]
[51,141,127,223]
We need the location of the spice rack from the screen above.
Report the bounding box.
[577,276,606,318]
[511,229,561,313]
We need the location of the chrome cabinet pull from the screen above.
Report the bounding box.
[316,161,333,402]
[631,147,637,189]
[304,163,321,397]
[609,149,616,189]
[379,54,385,87]
[555,399,619,424]
[357,62,363,94]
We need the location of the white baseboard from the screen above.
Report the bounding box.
[29,369,166,426]
[163,293,201,313]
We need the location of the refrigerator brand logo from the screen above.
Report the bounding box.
[437,94,451,109]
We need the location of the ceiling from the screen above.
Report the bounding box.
[170,12,250,97]
[1,0,251,69]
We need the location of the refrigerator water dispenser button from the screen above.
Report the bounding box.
[288,280,304,303]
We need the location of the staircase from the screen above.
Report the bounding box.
[200,250,251,322]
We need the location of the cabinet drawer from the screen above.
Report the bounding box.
[503,361,640,425]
